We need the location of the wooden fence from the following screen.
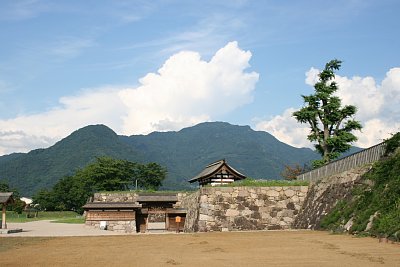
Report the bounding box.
[297,142,386,183]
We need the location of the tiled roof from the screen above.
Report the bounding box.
[0,192,14,204]
[82,202,141,209]
[188,159,246,183]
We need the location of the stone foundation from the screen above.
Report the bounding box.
[85,220,136,233]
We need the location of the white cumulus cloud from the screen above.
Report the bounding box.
[119,41,258,134]
[0,41,259,155]
[256,67,400,149]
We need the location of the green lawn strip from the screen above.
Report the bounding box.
[5,211,81,223]
[51,217,85,224]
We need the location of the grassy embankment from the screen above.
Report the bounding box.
[215,178,309,187]
[321,133,400,241]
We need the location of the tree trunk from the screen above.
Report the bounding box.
[323,124,330,163]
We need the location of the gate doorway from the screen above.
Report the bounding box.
[136,213,147,233]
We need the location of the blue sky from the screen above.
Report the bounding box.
[0,0,399,155]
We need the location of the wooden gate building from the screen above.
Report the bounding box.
[83,193,187,233]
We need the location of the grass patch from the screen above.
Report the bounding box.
[5,211,81,223]
[213,178,309,187]
[51,217,85,224]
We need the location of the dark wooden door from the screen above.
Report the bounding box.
[168,215,186,232]
[136,214,147,233]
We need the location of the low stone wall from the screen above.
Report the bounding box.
[293,165,372,230]
[93,192,138,202]
[182,186,308,232]
[92,192,189,205]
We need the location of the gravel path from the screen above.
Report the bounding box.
[2,220,128,237]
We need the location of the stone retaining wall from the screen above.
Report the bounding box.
[182,186,308,232]
[180,191,200,232]
[294,165,372,230]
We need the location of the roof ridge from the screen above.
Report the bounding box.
[206,159,225,168]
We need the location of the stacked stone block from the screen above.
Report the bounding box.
[183,186,308,232]
[93,192,138,202]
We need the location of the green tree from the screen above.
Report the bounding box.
[33,189,57,211]
[77,157,136,192]
[293,59,362,167]
[32,157,168,213]
[33,157,135,212]
[135,162,167,191]
[0,181,11,192]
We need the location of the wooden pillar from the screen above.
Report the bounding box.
[145,215,148,232]
[166,213,169,231]
[2,204,6,229]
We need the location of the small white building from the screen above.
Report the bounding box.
[20,197,33,206]
[188,159,246,187]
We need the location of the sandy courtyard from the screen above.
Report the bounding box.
[1,230,399,267]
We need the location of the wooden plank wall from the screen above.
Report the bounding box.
[297,142,386,183]
[86,210,135,221]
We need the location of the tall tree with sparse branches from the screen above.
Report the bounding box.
[293,59,362,168]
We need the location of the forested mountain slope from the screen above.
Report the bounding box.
[0,125,142,195]
[122,122,319,188]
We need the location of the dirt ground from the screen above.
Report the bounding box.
[1,230,399,267]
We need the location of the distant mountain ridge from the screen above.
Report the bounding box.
[0,122,328,196]
[122,122,320,188]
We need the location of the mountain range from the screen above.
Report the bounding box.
[0,121,353,196]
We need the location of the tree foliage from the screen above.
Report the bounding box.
[293,59,362,167]
[32,157,167,213]
[280,164,304,180]
[134,163,167,191]
[77,157,135,192]
[0,181,24,214]
[0,181,12,192]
